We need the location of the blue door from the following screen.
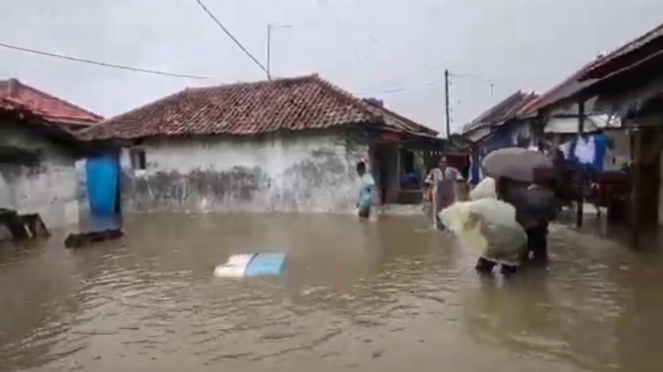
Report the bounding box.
[86,154,120,216]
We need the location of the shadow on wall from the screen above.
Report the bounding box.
[75,159,87,211]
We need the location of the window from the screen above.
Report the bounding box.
[129,148,146,170]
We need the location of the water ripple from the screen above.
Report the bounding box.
[0,214,659,372]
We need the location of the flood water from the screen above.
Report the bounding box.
[1,213,663,372]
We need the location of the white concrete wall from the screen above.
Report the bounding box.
[0,125,79,229]
[120,130,368,213]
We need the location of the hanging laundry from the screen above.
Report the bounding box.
[558,141,572,159]
[591,133,608,172]
[574,135,596,165]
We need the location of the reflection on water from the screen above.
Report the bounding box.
[0,213,663,372]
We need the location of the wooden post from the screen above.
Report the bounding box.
[630,127,642,248]
[535,116,544,152]
[576,100,586,228]
[444,69,451,137]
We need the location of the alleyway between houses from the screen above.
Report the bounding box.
[0,213,662,372]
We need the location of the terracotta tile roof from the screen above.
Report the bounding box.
[579,22,663,81]
[0,96,94,151]
[462,90,539,133]
[0,79,103,126]
[362,98,438,136]
[0,96,23,111]
[81,74,438,141]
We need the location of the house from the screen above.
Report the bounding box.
[0,79,103,131]
[0,95,99,229]
[460,90,539,184]
[0,79,105,228]
[565,21,663,243]
[79,74,446,213]
[513,57,629,172]
[462,90,538,144]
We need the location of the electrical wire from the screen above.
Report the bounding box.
[0,42,211,79]
[355,79,443,96]
[0,38,497,105]
[194,0,269,75]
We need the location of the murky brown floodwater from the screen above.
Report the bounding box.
[1,213,663,372]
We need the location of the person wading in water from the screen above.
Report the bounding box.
[475,169,557,274]
[424,156,464,229]
[356,161,375,219]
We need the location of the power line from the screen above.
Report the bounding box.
[194,0,268,75]
[448,71,495,97]
[355,79,443,96]
[0,41,211,79]
[266,21,382,79]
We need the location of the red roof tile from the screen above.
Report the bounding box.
[362,98,438,136]
[0,79,103,126]
[81,74,438,141]
[0,96,24,111]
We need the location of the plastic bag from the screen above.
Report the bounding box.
[469,176,496,200]
[439,199,526,265]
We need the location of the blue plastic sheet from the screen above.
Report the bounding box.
[244,253,286,277]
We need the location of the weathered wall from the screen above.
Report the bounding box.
[0,123,79,229]
[120,130,369,213]
[75,159,89,216]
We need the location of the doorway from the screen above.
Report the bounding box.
[370,144,398,205]
[86,153,121,216]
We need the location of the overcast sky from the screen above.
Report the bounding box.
[1,0,662,135]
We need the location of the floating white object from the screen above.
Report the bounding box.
[213,253,287,278]
[213,254,255,278]
[439,199,526,266]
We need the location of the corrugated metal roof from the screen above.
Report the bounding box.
[515,60,599,117]
[580,22,663,80]
[462,91,539,133]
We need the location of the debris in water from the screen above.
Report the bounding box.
[213,253,286,278]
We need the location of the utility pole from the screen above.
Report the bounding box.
[444,69,451,137]
[266,25,272,79]
[266,23,292,80]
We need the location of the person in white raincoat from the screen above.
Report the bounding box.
[439,197,526,275]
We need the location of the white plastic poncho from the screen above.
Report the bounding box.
[439,198,526,265]
[469,176,496,201]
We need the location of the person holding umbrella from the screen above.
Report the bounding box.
[481,148,558,267]
[495,172,557,265]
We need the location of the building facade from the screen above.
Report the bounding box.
[81,74,444,214]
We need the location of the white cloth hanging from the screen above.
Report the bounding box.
[558,141,571,159]
[574,135,596,165]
